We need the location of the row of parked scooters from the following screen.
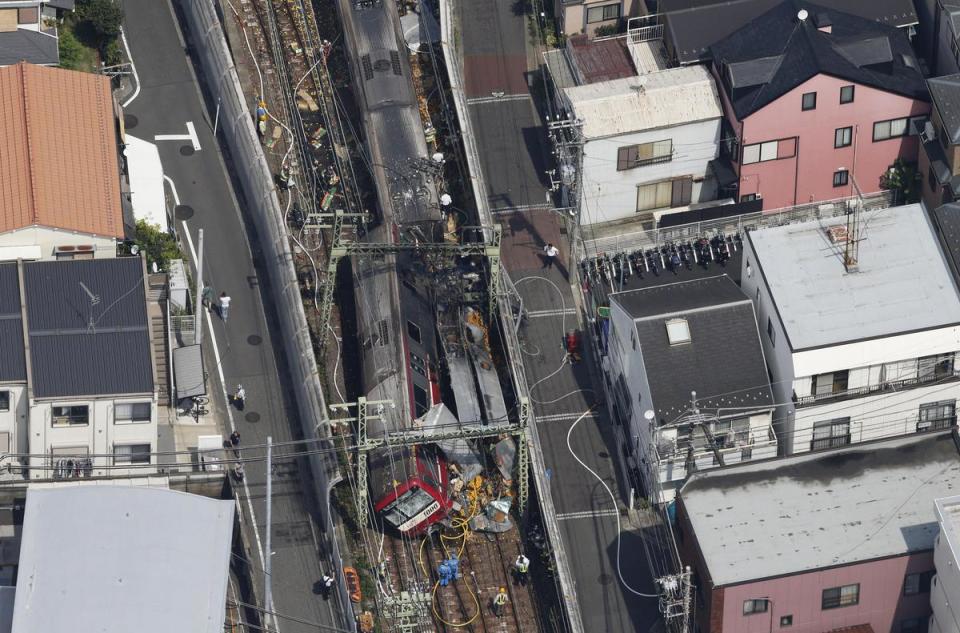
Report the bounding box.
[581,233,743,287]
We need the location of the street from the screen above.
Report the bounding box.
[121,1,340,631]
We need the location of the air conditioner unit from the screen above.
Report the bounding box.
[923,121,936,143]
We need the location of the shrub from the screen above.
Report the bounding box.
[135,219,182,272]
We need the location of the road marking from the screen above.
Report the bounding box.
[467,93,531,105]
[555,508,621,521]
[175,177,268,607]
[490,202,552,214]
[535,411,598,423]
[120,28,140,108]
[155,121,201,151]
[526,308,578,318]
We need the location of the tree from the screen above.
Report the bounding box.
[135,220,182,272]
[76,0,123,44]
[58,29,86,71]
[880,159,920,205]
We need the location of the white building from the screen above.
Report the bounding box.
[562,64,723,228]
[933,495,960,633]
[741,203,960,455]
[0,257,160,480]
[607,274,776,503]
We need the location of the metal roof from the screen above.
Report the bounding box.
[11,486,234,633]
[928,75,960,144]
[173,344,205,399]
[23,258,154,397]
[564,65,722,139]
[680,431,960,586]
[0,264,25,383]
[0,62,123,238]
[747,204,960,350]
[612,275,773,422]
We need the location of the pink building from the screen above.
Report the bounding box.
[676,431,956,633]
[708,2,930,211]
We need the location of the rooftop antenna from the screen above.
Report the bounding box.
[78,281,100,332]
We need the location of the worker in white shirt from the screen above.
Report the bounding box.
[219,292,232,322]
[513,553,530,586]
[493,587,508,616]
[543,243,559,269]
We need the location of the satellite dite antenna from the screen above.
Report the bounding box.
[78,281,100,332]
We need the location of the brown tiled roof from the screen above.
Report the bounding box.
[0,62,123,238]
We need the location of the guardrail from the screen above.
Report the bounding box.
[439,0,585,630]
[173,2,352,628]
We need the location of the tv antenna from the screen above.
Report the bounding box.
[78,281,100,332]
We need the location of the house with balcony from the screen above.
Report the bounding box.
[552,0,640,37]
[677,430,951,633]
[708,2,930,211]
[0,62,130,262]
[606,274,776,504]
[740,203,960,456]
[0,257,161,480]
[0,0,72,66]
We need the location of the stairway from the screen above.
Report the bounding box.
[148,274,171,404]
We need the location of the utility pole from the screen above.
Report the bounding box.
[546,116,585,262]
[264,435,273,627]
[194,229,204,345]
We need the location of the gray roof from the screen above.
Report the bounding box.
[680,431,960,586]
[543,49,577,91]
[929,75,960,144]
[931,203,960,288]
[0,264,25,383]
[612,275,774,423]
[23,258,153,397]
[747,203,960,350]
[12,486,234,633]
[0,30,58,67]
[663,0,918,65]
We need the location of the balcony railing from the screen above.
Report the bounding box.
[794,370,960,408]
[810,434,851,451]
[653,425,778,479]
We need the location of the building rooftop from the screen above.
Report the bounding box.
[935,495,960,572]
[612,275,774,422]
[931,203,960,287]
[22,257,153,398]
[0,30,59,67]
[747,203,960,351]
[0,264,25,383]
[566,35,636,84]
[11,486,234,633]
[564,64,721,139]
[681,431,960,586]
[0,62,123,239]
[929,75,960,144]
[710,1,927,119]
[662,0,918,65]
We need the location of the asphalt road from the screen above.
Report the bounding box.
[457,0,665,630]
[122,1,339,631]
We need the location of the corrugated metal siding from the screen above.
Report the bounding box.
[0,263,25,382]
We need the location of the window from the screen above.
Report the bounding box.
[840,85,855,104]
[903,570,935,595]
[52,405,89,427]
[407,320,422,345]
[617,140,672,170]
[666,319,691,345]
[901,616,929,633]
[586,2,620,23]
[833,169,849,187]
[811,370,848,396]
[0,391,8,412]
[767,317,775,345]
[822,583,859,609]
[780,615,793,627]
[636,177,692,212]
[743,599,768,615]
[874,117,910,141]
[741,193,757,202]
[835,126,853,148]
[802,92,817,110]
[918,401,956,432]
[114,402,151,424]
[413,384,429,417]
[812,417,851,451]
[113,443,151,465]
[741,138,796,164]
[919,353,954,380]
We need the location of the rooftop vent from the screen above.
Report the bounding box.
[666,318,691,345]
[826,225,850,244]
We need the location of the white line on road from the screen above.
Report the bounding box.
[555,509,621,521]
[120,28,141,108]
[467,93,531,104]
[526,308,578,318]
[175,179,269,617]
[155,121,202,151]
[490,202,552,214]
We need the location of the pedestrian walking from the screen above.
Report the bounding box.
[542,243,559,269]
[234,384,246,411]
[513,554,530,586]
[492,587,508,617]
[218,292,231,322]
[321,573,334,600]
[201,285,214,309]
[229,431,241,457]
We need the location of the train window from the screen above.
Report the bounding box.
[382,487,436,528]
[407,320,422,344]
[413,384,429,417]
